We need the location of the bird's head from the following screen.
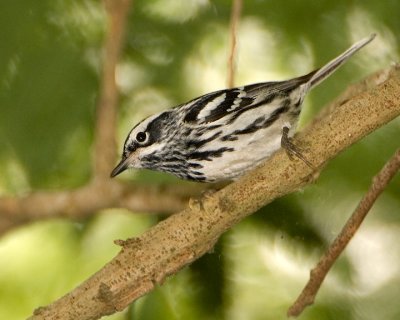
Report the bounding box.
[110,111,173,177]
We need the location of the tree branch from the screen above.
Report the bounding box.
[29,66,400,320]
[287,147,400,317]
[0,180,202,234]
[93,0,132,180]
[0,0,206,236]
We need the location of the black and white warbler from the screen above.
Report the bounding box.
[111,34,375,182]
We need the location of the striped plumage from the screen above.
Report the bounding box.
[111,35,375,182]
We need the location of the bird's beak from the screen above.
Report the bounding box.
[110,157,129,178]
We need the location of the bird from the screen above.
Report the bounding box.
[111,34,375,182]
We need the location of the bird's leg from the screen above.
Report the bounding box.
[281,126,314,169]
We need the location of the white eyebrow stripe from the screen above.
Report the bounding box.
[128,114,159,141]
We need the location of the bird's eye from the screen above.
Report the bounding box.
[136,131,148,143]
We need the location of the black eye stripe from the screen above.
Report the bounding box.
[124,111,171,156]
[123,142,136,158]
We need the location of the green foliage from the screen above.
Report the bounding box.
[0,1,400,319]
[0,1,100,189]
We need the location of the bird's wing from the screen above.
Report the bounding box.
[181,72,315,125]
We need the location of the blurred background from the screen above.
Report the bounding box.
[1,0,400,319]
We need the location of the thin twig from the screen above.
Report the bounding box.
[227,0,242,88]
[93,0,132,180]
[0,0,207,237]
[28,67,400,320]
[287,148,400,317]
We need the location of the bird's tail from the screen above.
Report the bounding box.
[308,34,376,90]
